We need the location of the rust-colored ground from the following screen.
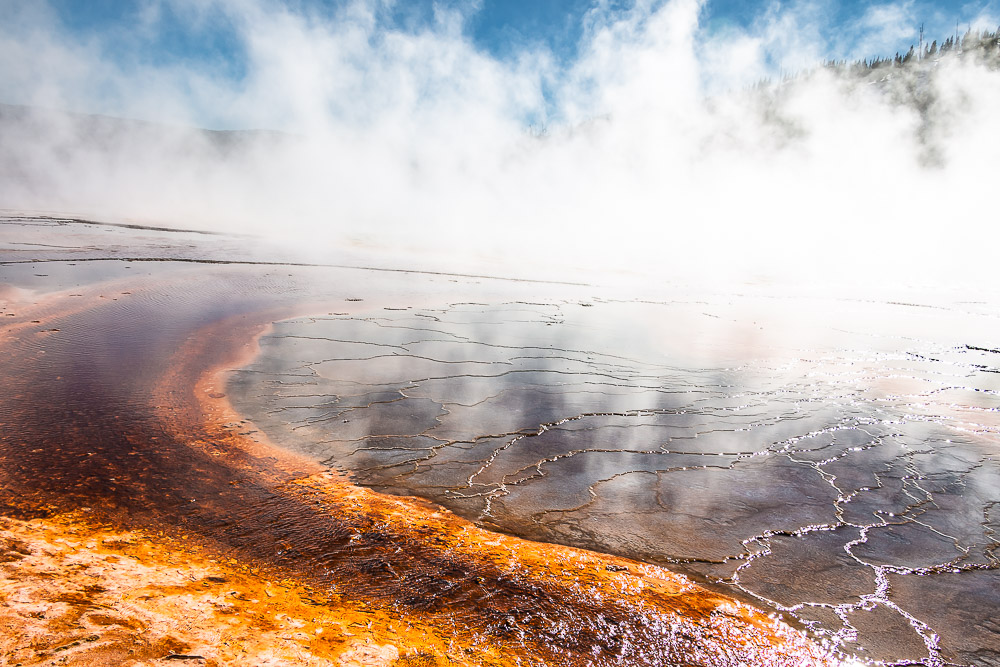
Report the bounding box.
[0,276,838,666]
[1,512,463,666]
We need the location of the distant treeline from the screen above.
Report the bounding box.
[746,26,1000,91]
[733,26,1000,169]
[826,27,1000,73]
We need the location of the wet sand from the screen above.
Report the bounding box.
[0,217,833,666]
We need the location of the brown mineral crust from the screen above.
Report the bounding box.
[0,512,488,666]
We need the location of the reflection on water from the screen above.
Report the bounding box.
[229,295,1000,665]
[3,215,999,665]
[3,217,847,666]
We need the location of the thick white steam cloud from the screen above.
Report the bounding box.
[1,0,998,287]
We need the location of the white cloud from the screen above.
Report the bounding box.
[850,2,917,60]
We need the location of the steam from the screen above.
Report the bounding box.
[1,0,998,287]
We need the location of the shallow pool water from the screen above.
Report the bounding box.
[228,290,1000,665]
[3,214,999,665]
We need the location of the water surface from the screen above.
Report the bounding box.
[228,288,1000,665]
[3,214,998,665]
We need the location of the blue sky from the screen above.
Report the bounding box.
[20,0,993,129]
[1,0,996,131]
[1,0,994,131]
[40,0,999,70]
